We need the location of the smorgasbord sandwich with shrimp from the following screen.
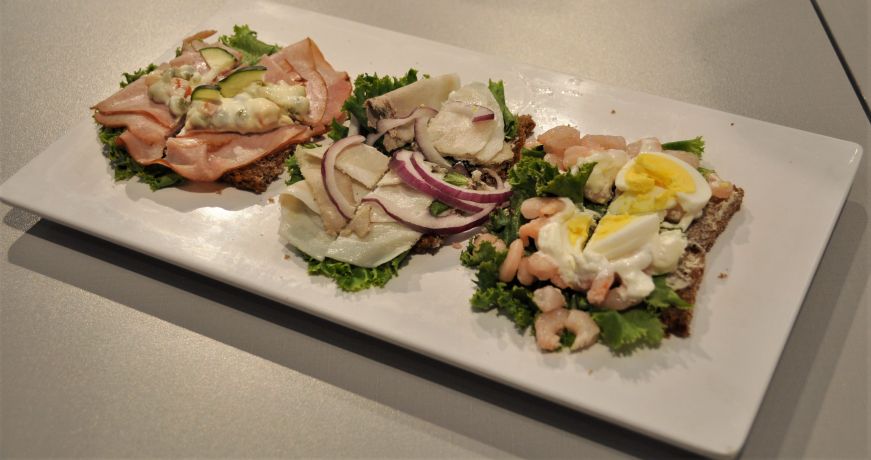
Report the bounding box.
[278,70,535,291]
[462,126,743,354]
[93,26,350,193]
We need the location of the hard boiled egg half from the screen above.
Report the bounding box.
[608,152,711,221]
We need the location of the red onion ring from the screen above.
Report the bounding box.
[365,106,438,146]
[408,152,512,203]
[442,101,495,123]
[361,195,496,235]
[321,135,365,219]
[389,150,483,214]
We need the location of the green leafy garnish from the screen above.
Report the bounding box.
[645,276,692,311]
[429,200,453,216]
[327,119,349,141]
[521,145,546,159]
[443,171,470,187]
[488,79,517,140]
[697,166,715,177]
[343,69,420,134]
[219,24,281,66]
[540,162,596,206]
[471,283,538,331]
[305,252,409,292]
[285,155,304,185]
[661,136,705,158]
[592,309,665,353]
[97,125,183,190]
[120,63,157,88]
[560,331,577,349]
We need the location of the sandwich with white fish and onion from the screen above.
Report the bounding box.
[93,25,350,193]
[278,70,536,291]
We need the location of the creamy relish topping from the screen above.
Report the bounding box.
[144,64,310,134]
[184,82,308,133]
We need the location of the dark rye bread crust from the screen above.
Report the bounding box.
[662,186,745,337]
[411,114,537,253]
[220,147,295,194]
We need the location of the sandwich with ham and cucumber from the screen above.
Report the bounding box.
[92,25,350,193]
[278,70,536,291]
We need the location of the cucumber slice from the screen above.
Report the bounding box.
[218,65,267,98]
[190,84,222,102]
[198,47,237,72]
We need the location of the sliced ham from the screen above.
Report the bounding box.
[260,38,350,134]
[94,112,175,164]
[92,77,177,129]
[159,125,311,182]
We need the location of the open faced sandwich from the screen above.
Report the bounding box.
[278,70,535,291]
[462,127,743,354]
[92,25,350,193]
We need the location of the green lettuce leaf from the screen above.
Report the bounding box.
[97,124,182,190]
[592,309,665,353]
[120,63,157,88]
[219,24,281,66]
[343,69,419,134]
[520,145,545,159]
[645,276,692,310]
[661,136,705,158]
[540,162,596,206]
[428,200,453,217]
[488,79,517,140]
[470,283,538,331]
[285,155,304,185]
[442,171,470,187]
[327,119,349,141]
[305,252,409,292]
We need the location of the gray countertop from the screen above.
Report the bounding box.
[2,0,869,458]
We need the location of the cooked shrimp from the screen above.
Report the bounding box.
[564,310,600,351]
[534,308,601,352]
[550,273,569,289]
[520,197,566,220]
[601,285,642,311]
[543,153,563,169]
[516,257,534,285]
[580,134,627,151]
[664,149,701,168]
[535,308,569,351]
[532,286,567,312]
[519,217,549,246]
[586,270,615,305]
[526,252,560,280]
[498,239,524,283]
[562,145,594,169]
[705,172,734,199]
[472,233,507,253]
[538,125,582,156]
[626,137,662,157]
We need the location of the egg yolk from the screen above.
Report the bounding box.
[588,214,636,244]
[567,214,593,247]
[624,154,696,194]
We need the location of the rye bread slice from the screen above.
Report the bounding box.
[662,185,745,337]
[220,147,294,194]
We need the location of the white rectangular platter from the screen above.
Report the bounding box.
[0,2,863,457]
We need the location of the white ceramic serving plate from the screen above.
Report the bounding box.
[0,2,863,457]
